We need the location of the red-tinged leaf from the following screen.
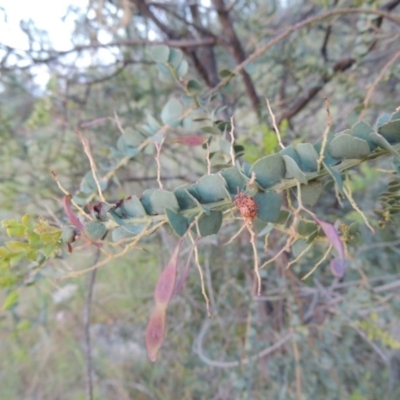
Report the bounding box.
[331,257,346,278]
[169,135,208,147]
[154,243,181,306]
[314,217,345,259]
[146,307,166,362]
[63,195,84,231]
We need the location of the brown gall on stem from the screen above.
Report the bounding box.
[234,192,258,221]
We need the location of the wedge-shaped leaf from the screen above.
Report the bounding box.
[369,132,400,160]
[3,290,18,311]
[111,225,145,241]
[314,133,338,166]
[168,48,183,69]
[376,113,391,129]
[166,209,188,237]
[323,162,344,196]
[280,146,301,165]
[250,154,285,189]
[150,45,170,63]
[187,79,202,94]
[161,98,183,127]
[195,174,229,203]
[220,166,246,195]
[84,221,107,241]
[298,220,318,236]
[296,143,319,172]
[351,121,376,150]
[5,241,30,253]
[174,185,198,210]
[146,307,166,362]
[80,171,107,194]
[121,196,147,218]
[299,182,322,206]
[141,189,179,215]
[328,134,370,159]
[177,60,188,78]
[117,136,141,158]
[124,128,146,147]
[282,155,307,184]
[378,120,400,143]
[254,191,281,222]
[197,211,222,236]
[157,63,174,83]
[391,111,400,121]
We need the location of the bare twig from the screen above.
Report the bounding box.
[75,129,106,203]
[84,248,101,400]
[360,48,400,119]
[317,97,332,172]
[266,99,285,149]
[195,319,293,368]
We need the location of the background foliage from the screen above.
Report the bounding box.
[1,0,400,399]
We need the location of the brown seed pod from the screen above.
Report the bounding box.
[233,192,258,221]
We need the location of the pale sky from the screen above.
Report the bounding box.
[0,0,86,51]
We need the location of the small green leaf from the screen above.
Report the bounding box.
[150,45,170,63]
[299,182,323,206]
[157,63,174,83]
[141,189,179,215]
[254,191,282,222]
[84,221,107,241]
[197,211,222,237]
[124,128,146,147]
[250,154,285,189]
[328,134,370,159]
[324,162,344,195]
[378,120,400,143]
[282,155,308,184]
[296,143,319,172]
[161,98,183,126]
[166,209,188,237]
[220,166,246,195]
[121,196,147,218]
[280,146,301,165]
[187,79,203,94]
[5,241,30,253]
[220,68,235,78]
[168,48,183,68]
[174,186,198,210]
[376,113,391,129]
[176,60,189,78]
[3,290,18,311]
[351,121,376,151]
[111,225,145,241]
[194,174,230,203]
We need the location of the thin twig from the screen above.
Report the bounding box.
[75,129,106,203]
[229,117,236,166]
[155,137,165,189]
[84,248,101,400]
[195,319,292,368]
[361,48,400,119]
[317,97,331,172]
[266,99,284,149]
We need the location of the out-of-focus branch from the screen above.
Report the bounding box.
[212,0,261,115]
